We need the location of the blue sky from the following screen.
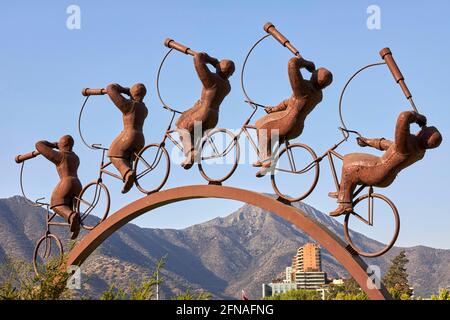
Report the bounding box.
[0,1,449,249]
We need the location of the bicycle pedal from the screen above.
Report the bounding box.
[328,192,338,199]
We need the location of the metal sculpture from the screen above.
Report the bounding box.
[194,22,323,197]
[65,185,392,300]
[163,39,235,170]
[82,83,148,194]
[15,136,82,274]
[254,23,332,177]
[16,136,82,239]
[330,111,442,218]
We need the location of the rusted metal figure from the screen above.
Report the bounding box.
[330,111,442,216]
[82,83,148,194]
[164,39,235,169]
[254,23,333,177]
[16,135,82,239]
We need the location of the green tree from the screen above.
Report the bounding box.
[264,289,322,300]
[325,278,368,300]
[100,257,165,300]
[0,256,71,300]
[171,287,212,300]
[431,288,450,300]
[382,250,412,299]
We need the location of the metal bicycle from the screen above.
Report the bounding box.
[77,90,177,202]
[296,127,400,258]
[196,22,320,199]
[15,155,67,275]
[134,38,244,189]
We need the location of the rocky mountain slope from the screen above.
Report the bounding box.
[0,195,448,298]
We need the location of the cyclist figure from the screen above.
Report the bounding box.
[254,56,333,177]
[330,111,442,217]
[106,83,148,193]
[176,52,235,169]
[36,135,82,239]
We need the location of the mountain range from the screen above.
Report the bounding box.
[0,195,449,299]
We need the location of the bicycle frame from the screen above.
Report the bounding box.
[313,134,375,227]
[201,101,287,163]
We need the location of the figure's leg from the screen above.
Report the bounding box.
[178,128,195,170]
[330,166,357,217]
[256,128,275,177]
[53,205,80,240]
[110,156,135,194]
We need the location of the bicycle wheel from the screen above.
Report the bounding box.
[198,128,240,184]
[33,233,64,275]
[134,144,170,194]
[344,193,400,257]
[271,143,319,203]
[75,181,110,230]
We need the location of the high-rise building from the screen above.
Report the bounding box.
[296,243,321,272]
[291,243,326,290]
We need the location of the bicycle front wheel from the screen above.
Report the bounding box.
[134,144,170,194]
[75,181,110,230]
[33,233,64,275]
[344,193,400,258]
[271,143,319,203]
[198,128,240,184]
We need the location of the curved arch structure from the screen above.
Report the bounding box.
[66,185,391,300]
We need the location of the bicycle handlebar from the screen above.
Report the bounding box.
[82,88,107,96]
[164,38,197,56]
[263,22,301,57]
[15,151,40,163]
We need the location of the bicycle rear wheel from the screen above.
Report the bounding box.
[134,144,170,194]
[344,193,400,257]
[75,181,110,230]
[271,143,319,203]
[198,128,240,184]
[33,233,64,275]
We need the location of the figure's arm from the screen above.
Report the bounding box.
[357,137,393,151]
[265,99,289,114]
[194,52,219,89]
[106,83,133,114]
[395,111,427,154]
[35,141,62,165]
[288,57,315,98]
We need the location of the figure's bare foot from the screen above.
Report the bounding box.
[122,170,136,194]
[181,151,196,170]
[329,203,353,217]
[69,212,81,240]
[252,160,263,167]
[256,161,272,178]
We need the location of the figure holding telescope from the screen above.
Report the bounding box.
[82,83,148,194]
[330,47,442,217]
[254,23,333,177]
[330,111,442,217]
[15,135,82,239]
[164,38,235,169]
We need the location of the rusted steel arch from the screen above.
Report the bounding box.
[66,185,391,300]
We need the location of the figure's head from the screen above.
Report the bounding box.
[59,135,74,152]
[130,83,147,102]
[310,68,333,90]
[218,59,235,79]
[417,126,442,149]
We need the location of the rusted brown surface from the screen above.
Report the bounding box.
[255,22,333,176]
[165,38,235,169]
[66,185,391,300]
[331,111,442,217]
